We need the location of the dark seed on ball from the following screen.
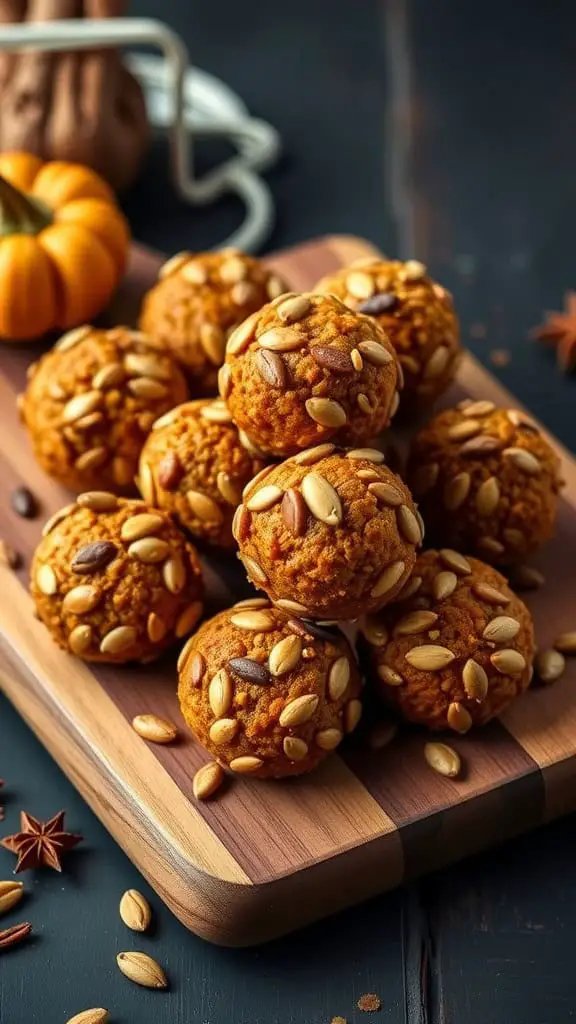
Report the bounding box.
[71,540,118,574]
[288,617,342,643]
[157,451,182,491]
[255,349,287,388]
[228,657,272,686]
[310,346,354,374]
[281,488,307,537]
[357,292,398,316]
[11,486,38,519]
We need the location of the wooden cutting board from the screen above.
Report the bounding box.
[0,235,575,947]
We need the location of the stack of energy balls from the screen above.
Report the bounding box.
[23,249,561,797]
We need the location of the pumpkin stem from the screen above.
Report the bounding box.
[0,174,53,237]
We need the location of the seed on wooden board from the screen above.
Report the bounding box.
[346,448,385,463]
[502,447,541,475]
[100,626,137,656]
[246,485,284,512]
[230,756,264,774]
[124,351,172,381]
[377,665,404,686]
[277,294,311,322]
[128,538,170,563]
[77,491,118,512]
[163,554,186,594]
[256,348,287,388]
[201,400,233,424]
[423,345,450,379]
[405,644,455,670]
[186,490,224,525]
[279,694,319,727]
[553,631,576,655]
[394,610,439,636]
[193,761,224,800]
[368,482,403,506]
[311,345,354,374]
[472,581,509,605]
[490,649,527,674]
[11,486,38,519]
[92,361,125,390]
[483,615,520,643]
[242,554,268,585]
[209,669,233,717]
[448,419,481,441]
[229,610,275,631]
[36,563,58,595]
[132,714,177,745]
[210,718,239,745]
[411,462,439,497]
[357,339,394,366]
[139,461,157,505]
[315,728,343,751]
[65,1009,110,1024]
[0,921,32,950]
[397,504,422,544]
[328,657,351,700]
[228,657,272,686]
[227,315,257,355]
[55,323,91,351]
[258,326,302,352]
[305,397,347,428]
[116,951,167,989]
[447,702,473,734]
[424,741,461,778]
[68,624,93,655]
[63,584,100,614]
[475,476,500,516]
[439,549,471,575]
[462,659,489,701]
[119,889,152,932]
[301,473,342,526]
[351,348,364,371]
[370,560,406,598]
[0,880,24,916]
[292,443,336,466]
[71,541,118,574]
[345,699,362,733]
[217,471,241,506]
[433,571,457,601]
[534,648,565,685]
[281,488,307,536]
[269,635,302,676]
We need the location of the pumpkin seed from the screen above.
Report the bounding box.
[370,560,406,598]
[448,419,481,440]
[403,258,427,280]
[175,602,203,638]
[503,447,541,475]
[474,476,500,517]
[228,657,272,686]
[510,565,545,590]
[128,538,170,563]
[267,274,288,299]
[553,631,576,655]
[535,648,566,683]
[283,736,309,760]
[281,488,307,536]
[279,694,319,727]
[63,585,100,615]
[187,649,206,684]
[315,728,343,751]
[394,610,439,636]
[305,397,347,428]
[357,340,394,366]
[145,612,167,644]
[447,702,473,734]
[277,294,311,322]
[423,346,450,379]
[128,377,169,401]
[439,549,471,575]
[124,352,171,381]
[346,270,375,299]
[62,390,102,424]
[462,658,489,701]
[478,536,505,556]
[328,657,351,701]
[301,472,342,526]
[257,326,302,352]
[100,626,137,656]
[138,461,156,505]
[483,615,520,643]
[276,599,311,614]
[116,951,167,989]
[209,669,233,717]
[368,482,403,506]
[232,505,251,543]
[346,448,385,463]
[351,348,363,371]
[36,564,58,596]
[186,490,224,524]
[65,1010,109,1024]
[344,699,362,733]
[246,485,284,512]
[256,348,286,388]
[163,554,186,594]
[411,462,439,496]
[0,880,24,916]
[75,447,108,473]
[199,323,226,365]
[397,575,423,601]
[217,471,241,506]
[92,362,124,392]
[459,434,502,456]
[390,391,400,417]
[503,528,524,550]
[269,635,302,676]
[55,324,91,351]
[464,400,495,418]
[121,513,164,542]
[227,314,257,355]
[68,624,93,655]
[490,649,527,674]
[233,597,271,610]
[218,362,233,399]
[433,571,457,601]
[242,554,268,585]
[209,719,239,745]
[242,465,276,498]
[193,762,224,800]
[405,644,455,670]
[230,756,264,774]
[377,665,404,686]
[42,503,77,535]
[292,443,336,465]
[424,741,461,778]
[472,582,509,605]
[229,610,275,631]
[201,401,233,425]
[397,505,421,544]
[119,889,152,932]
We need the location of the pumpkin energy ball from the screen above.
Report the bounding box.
[178,604,362,778]
[408,402,562,564]
[235,448,422,621]
[314,258,461,409]
[31,493,204,664]
[21,325,188,494]
[139,249,287,392]
[138,399,267,548]
[223,292,401,458]
[363,550,535,731]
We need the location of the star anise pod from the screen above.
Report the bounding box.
[1,811,83,872]
[533,292,576,371]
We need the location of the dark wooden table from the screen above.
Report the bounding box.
[2,1,576,1021]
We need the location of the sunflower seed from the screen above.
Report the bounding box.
[357,469,381,482]
[267,274,287,299]
[462,658,489,701]
[277,600,312,615]
[67,624,93,655]
[396,505,421,544]
[447,702,473,734]
[397,575,423,601]
[351,348,363,371]
[232,505,251,543]
[472,581,509,605]
[175,602,203,638]
[405,644,455,670]
[269,635,302,676]
[256,348,287,388]
[370,560,406,598]
[257,327,302,352]
[42,503,77,536]
[344,699,362,732]
[368,482,403,506]
[403,258,427,280]
[510,565,545,590]
[459,434,502,457]
[394,610,439,636]
[277,294,311,322]
[201,401,233,425]
[121,513,164,543]
[377,665,404,686]
[193,762,224,800]
[439,549,471,575]
[281,488,307,536]
[399,354,420,375]
[138,461,156,505]
[230,756,264,774]
[463,400,495,418]
[227,315,257,355]
[424,741,461,778]
[209,718,239,745]
[55,324,91,351]
[209,669,233,717]
[242,465,275,498]
[432,571,457,601]
[357,340,394,366]
[301,473,342,526]
[218,362,233,399]
[346,448,385,463]
[503,447,541,475]
[36,563,58,596]
[62,584,100,615]
[448,419,481,441]
[283,736,309,760]
[356,393,372,414]
[411,463,439,497]
[74,447,108,473]
[119,889,152,934]
[279,694,319,727]
[483,616,521,643]
[315,728,343,751]
[127,538,170,563]
[228,657,272,686]
[99,626,137,656]
[390,391,400,417]
[292,443,336,466]
[0,881,24,917]
[328,657,351,700]
[197,323,226,366]
[490,649,527,674]
[229,610,275,631]
[423,346,450,379]
[536,649,566,684]
[478,536,505,556]
[475,476,500,517]
[184,648,205,683]
[554,631,576,655]
[124,352,172,381]
[116,951,167,989]
[11,485,39,518]
[74,412,104,431]
[246,485,284,512]
[163,554,186,594]
[305,397,347,428]
[242,554,267,584]
[346,271,375,299]
[216,472,241,506]
[127,377,168,401]
[65,1009,109,1024]
[187,490,224,524]
[507,409,539,432]
[503,528,524,550]
[145,612,166,644]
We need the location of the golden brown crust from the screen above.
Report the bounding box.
[138,400,267,548]
[363,550,535,730]
[235,449,421,620]
[223,292,401,457]
[314,258,461,409]
[407,403,563,563]
[31,495,204,664]
[178,604,362,778]
[139,249,286,392]
[21,326,188,494]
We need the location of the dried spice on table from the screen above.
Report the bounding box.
[533,292,576,371]
[1,810,83,872]
[0,921,32,951]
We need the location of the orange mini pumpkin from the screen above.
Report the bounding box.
[0,152,130,341]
